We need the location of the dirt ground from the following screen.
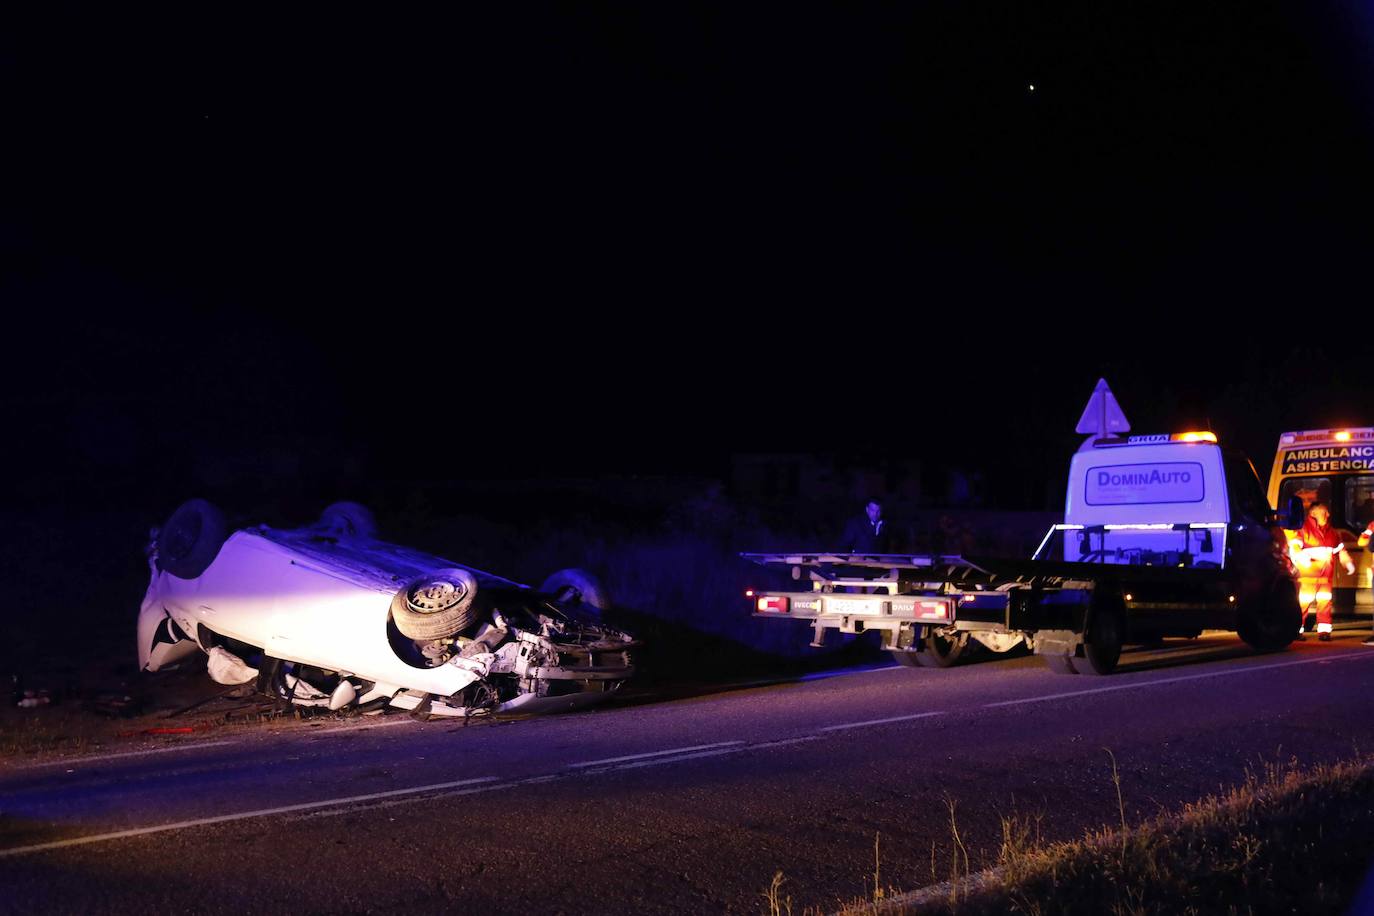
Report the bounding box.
[0,652,355,763]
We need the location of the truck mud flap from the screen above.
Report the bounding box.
[1033,629,1081,674]
[1032,629,1081,658]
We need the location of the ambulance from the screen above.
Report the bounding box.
[1267,428,1374,613]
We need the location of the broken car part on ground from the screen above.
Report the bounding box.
[138,500,636,717]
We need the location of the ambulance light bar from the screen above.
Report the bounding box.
[1279,428,1374,445]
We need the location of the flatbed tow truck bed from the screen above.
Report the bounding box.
[742,551,1233,586]
[742,550,1245,675]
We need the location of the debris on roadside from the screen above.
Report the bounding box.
[85,693,145,718]
[16,690,51,709]
[11,675,55,709]
[116,724,215,738]
[158,685,250,720]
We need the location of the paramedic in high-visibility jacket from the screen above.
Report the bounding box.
[1288,502,1354,640]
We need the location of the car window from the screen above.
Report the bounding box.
[1346,478,1374,531]
[1224,454,1270,523]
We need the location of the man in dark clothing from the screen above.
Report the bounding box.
[842,500,890,553]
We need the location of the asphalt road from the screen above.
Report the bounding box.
[4,629,1374,914]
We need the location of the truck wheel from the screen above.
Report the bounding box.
[916,629,966,668]
[1238,578,1301,652]
[1042,654,1078,675]
[156,499,228,579]
[888,649,924,668]
[1074,597,1124,676]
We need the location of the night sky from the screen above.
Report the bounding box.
[5,3,1374,512]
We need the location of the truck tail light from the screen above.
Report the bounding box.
[756,596,790,613]
[916,600,950,621]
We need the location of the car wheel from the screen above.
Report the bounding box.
[1237,577,1301,652]
[916,628,967,668]
[156,499,228,579]
[318,501,377,539]
[1073,593,1124,675]
[540,568,611,618]
[391,569,481,641]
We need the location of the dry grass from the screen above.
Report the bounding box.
[812,751,1374,916]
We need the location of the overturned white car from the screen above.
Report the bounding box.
[138,500,636,717]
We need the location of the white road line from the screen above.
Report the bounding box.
[294,780,524,818]
[0,776,498,859]
[298,775,532,818]
[751,735,824,750]
[604,747,744,771]
[820,711,945,732]
[985,650,1374,709]
[300,749,755,819]
[568,741,744,768]
[7,741,237,770]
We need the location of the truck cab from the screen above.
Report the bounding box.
[1057,433,1233,566]
[1029,432,1294,647]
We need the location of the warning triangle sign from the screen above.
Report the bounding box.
[1075,378,1131,437]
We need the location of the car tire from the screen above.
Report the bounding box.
[916,628,966,668]
[1237,577,1301,652]
[1073,592,1124,675]
[540,568,611,617]
[318,501,377,539]
[391,569,481,641]
[156,499,228,579]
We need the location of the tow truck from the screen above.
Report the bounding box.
[743,380,1306,675]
